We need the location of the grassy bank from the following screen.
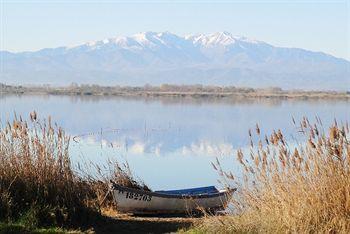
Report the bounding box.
[0,222,70,234]
[185,118,350,233]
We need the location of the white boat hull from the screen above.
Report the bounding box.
[112,185,233,214]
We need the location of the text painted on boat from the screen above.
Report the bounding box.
[119,190,152,202]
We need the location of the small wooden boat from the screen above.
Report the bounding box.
[111,183,235,214]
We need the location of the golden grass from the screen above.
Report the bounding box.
[111,162,151,191]
[0,112,104,227]
[189,118,350,233]
[0,112,152,230]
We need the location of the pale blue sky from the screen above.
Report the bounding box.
[1,0,349,60]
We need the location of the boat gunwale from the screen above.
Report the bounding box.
[112,184,236,199]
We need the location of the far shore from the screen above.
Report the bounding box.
[1,83,349,100]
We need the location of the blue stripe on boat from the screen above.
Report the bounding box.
[155,186,218,196]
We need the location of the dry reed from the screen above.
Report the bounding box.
[0,112,151,229]
[190,118,350,233]
[111,161,151,191]
[0,112,104,227]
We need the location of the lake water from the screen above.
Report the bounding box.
[1,95,349,190]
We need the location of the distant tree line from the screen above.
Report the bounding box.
[0,83,348,99]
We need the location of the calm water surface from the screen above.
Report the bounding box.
[1,95,349,190]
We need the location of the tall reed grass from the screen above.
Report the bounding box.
[190,118,350,233]
[0,112,106,228]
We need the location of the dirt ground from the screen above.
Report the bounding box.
[87,210,198,234]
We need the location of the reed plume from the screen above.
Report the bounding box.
[192,118,350,233]
[0,113,100,227]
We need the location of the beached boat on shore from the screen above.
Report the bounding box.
[111,183,235,214]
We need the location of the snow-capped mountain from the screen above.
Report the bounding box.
[1,32,349,90]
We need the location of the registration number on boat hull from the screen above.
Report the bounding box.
[118,190,152,202]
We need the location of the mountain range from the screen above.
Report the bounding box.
[1,31,349,90]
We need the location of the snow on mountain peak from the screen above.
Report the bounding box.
[187,32,261,47]
[133,32,152,42]
[131,32,164,47]
[206,31,236,45]
[77,32,262,51]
